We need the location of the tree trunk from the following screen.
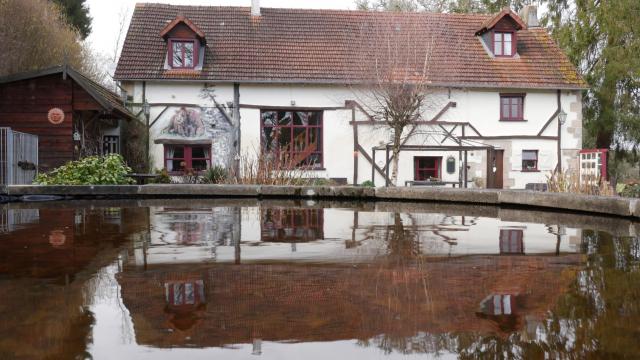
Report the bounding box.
[390,129,403,186]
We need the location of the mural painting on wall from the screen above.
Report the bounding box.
[161,107,207,140]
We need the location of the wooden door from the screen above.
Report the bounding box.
[487,149,504,189]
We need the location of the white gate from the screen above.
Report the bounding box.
[0,127,39,185]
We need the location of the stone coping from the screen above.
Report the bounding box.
[2,184,639,219]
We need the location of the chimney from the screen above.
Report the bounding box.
[251,0,260,17]
[520,5,539,28]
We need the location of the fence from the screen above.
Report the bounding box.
[0,127,38,185]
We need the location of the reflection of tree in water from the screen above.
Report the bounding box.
[358,230,640,358]
[386,213,420,260]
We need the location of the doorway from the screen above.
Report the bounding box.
[487,149,504,189]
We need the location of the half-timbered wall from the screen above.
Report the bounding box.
[126,80,582,189]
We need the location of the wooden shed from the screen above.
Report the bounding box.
[0,66,136,170]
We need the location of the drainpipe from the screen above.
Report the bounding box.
[233,83,241,177]
[556,90,562,173]
[142,81,149,172]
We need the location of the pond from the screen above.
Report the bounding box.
[0,199,638,359]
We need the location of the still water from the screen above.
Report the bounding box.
[0,199,638,359]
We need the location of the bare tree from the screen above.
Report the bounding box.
[352,15,438,186]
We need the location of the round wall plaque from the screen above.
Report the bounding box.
[47,108,65,124]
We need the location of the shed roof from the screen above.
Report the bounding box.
[0,66,136,120]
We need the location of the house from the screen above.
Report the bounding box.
[115,2,587,188]
[0,66,137,171]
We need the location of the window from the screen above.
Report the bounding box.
[414,157,441,181]
[165,280,205,306]
[493,31,514,57]
[500,94,524,121]
[164,145,211,173]
[103,135,119,155]
[499,229,524,254]
[261,110,323,168]
[169,39,197,69]
[446,156,456,174]
[522,150,538,171]
[479,294,516,316]
[261,208,324,243]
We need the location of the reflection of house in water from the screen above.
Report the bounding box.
[137,207,582,266]
[141,207,241,265]
[0,207,39,233]
[0,206,149,359]
[261,208,324,243]
[118,254,582,353]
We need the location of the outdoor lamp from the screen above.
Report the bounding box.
[142,101,150,117]
[558,109,567,126]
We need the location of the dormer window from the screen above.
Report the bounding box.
[170,39,197,68]
[160,15,206,70]
[476,9,526,58]
[493,32,514,57]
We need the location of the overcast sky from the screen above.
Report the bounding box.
[86,0,355,63]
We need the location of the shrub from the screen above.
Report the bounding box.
[360,180,375,187]
[621,184,640,198]
[152,168,171,184]
[546,170,615,196]
[34,154,135,185]
[202,166,228,184]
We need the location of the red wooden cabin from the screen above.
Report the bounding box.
[0,66,136,170]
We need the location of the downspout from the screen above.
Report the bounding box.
[556,89,562,173]
[233,83,241,176]
[142,81,149,171]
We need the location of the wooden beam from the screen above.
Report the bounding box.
[462,135,558,140]
[537,90,562,136]
[357,144,390,183]
[352,108,359,185]
[239,104,348,111]
[149,106,169,128]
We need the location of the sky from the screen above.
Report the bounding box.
[86,0,355,68]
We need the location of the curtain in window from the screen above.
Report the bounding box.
[522,151,537,160]
[166,147,175,171]
[204,147,211,161]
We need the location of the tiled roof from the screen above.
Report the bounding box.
[115,4,587,90]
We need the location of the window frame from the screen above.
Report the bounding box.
[168,38,199,69]
[164,144,211,174]
[259,109,324,170]
[499,93,525,121]
[499,229,524,254]
[102,135,120,155]
[414,156,442,181]
[261,208,324,243]
[521,150,539,172]
[492,31,516,58]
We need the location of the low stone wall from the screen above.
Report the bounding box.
[2,184,640,218]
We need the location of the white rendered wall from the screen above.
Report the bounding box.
[122,81,582,188]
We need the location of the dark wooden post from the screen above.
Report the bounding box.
[371,147,376,186]
[385,145,390,187]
